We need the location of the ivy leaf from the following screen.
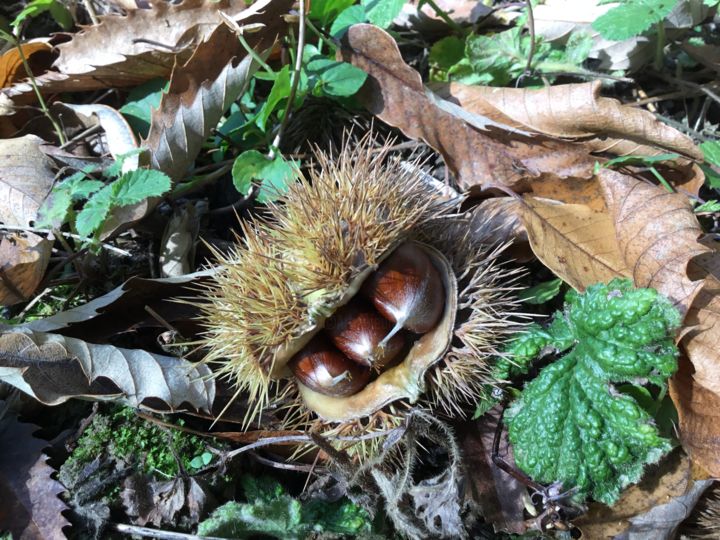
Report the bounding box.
[505,279,680,505]
[232,150,299,203]
[592,0,679,41]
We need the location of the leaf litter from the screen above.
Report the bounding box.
[2,0,720,537]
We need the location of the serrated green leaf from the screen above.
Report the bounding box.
[564,31,594,65]
[695,199,720,213]
[232,150,299,203]
[306,57,367,97]
[505,279,680,505]
[75,185,114,237]
[35,189,72,229]
[112,169,171,206]
[361,0,405,28]
[429,35,466,81]
[519,278,563,305]
[330,5,368,38]
[592,0,679,41]
[700,140,720,167]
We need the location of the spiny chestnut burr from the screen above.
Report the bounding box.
[324,300,406,369]
[362,242,445,348]
[288,334,370,397]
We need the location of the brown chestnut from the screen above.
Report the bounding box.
[324,300,406,369]
[362,242,444,346]
[288,335,370,397]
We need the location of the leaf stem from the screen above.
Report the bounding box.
[420,0,465,35]
[237,32,274,74]
[654,20,665,72]
[524,0,537,77]
[268,0,306,159]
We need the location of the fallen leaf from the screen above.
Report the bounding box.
[458,406,528,535]
[669,358,720,477]
[0,233,50,306]
[0,39,53,88]
[575,449,696,538]
[159,201,202,277]
[0,329,214,412]
[20,269,213,340]
[0,404,70,539]
[340,24,597,192]
[431,81,703,161]
[122,475,213,527]
[1,0,250,99]
[518,196,628,291]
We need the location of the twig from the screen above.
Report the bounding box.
[82,0,99,25]
[268,0,306,158]
[524,0,536,76]
[420,0,465,34]
[113,523,227,539]
[250,451,324,473]
[0,225,131,256]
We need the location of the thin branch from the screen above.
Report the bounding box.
[524,0,536,76]
[0,225,131,256]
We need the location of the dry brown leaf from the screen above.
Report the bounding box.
[518,196,628,291]
[0,407,70,539]
[669,358,720,477]
[0,330,214,412]
[575,450,701,538]
[0,233,50,306]
[431,81,703,160]
[0,40,53,88]
[340,24,597,192]
[2,0,249,99]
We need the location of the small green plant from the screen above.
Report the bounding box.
[66,406,212,477]
[518,278,563,305]
[36,156,171,245]
[501,279,680,505]
[700,140,720,189]
[592,0,679,41]
[11,0,72,32]
[197,476,372,539]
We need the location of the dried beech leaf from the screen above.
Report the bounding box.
[669,358,720,477]
[340,24,596,192]
[0,330,214,412]
[0,406,70,539]
[0,39,53,88]
[0,233,51,306]
[518,196,628,290]
[432,81,702,160]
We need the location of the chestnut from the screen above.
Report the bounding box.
[288,335,370,397]
[362,242,444,346]
[324,300,406,369]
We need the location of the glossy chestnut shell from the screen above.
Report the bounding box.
[288,335,370,397]
[324,300,406,368]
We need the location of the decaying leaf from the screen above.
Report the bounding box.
[0,233,51,306]
[0,39,53,88]
[122,475,211,528]
[0,329,214,412]
[0,404,70,539]
[340,23,597,192]
[432,81,703,161]
[159,201,202,277]
[518,196,628,291]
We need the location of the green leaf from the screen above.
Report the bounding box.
[120,78,168,138]
[309,0,356,26]
[603,152,679,168]
[35,171,104,228]
[430,36,466,71]
[695,200,720,213]
[361,0,406,28]
[255,66,308,132]
[518,278,563,305]
[306,57,367,97]
[112,169,171,206]
[197,476,371,539]
[505,279,680,505]
[700,164,720,190]
[564,31,594,65]
[592,0,679,41]
[12,0,56,29]
[700,140,720,167]
[75,184,114,237]
[232,150,299,203]
[330,5,368,38]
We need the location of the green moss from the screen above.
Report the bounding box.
[67,406,212,478]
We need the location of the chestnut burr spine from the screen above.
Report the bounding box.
[324,300,406,368]
[288,335,370,397]
[362,242,445,348]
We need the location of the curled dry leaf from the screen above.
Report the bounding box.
[0,405,70,540]
[431,81,703,161]
[340,24,596,192]
[0,135,56,306]
[0,39,53,88]
[518,196,628,291]
[0,329,214,412]
[2,0,249,99]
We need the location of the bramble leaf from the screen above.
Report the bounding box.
[505,279,680,505]
[592,0,679,41]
